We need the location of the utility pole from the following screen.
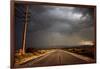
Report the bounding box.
[22,5,29,55]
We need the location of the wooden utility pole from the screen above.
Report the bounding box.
[22,5,29,54]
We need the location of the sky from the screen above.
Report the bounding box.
[15,3,95,49]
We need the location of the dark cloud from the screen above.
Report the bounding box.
[15,4,95,49]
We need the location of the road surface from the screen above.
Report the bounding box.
[17,49,95,67]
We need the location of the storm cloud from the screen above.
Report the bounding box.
[15,4,95,49]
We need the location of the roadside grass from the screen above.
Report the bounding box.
[63,46,96,59]
[15,50,50,65]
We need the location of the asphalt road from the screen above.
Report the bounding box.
[19,49,94,67]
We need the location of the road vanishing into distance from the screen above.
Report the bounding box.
[17,49,95,68]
